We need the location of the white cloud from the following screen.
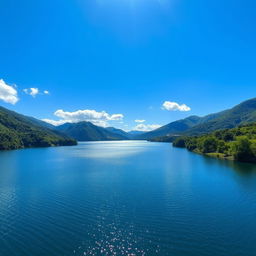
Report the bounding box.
[109,113,123,120]
[24,88,39,97]
[135,119,146,123]
[162,101,191,112]
[133,123,161,132]
[0,79,19,104]
[54,109,123,122]
[43,109,124,127]
[41,119,68,126]
[24,88,50,97]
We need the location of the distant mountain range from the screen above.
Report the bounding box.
[1,97,256,150]
[133,115,203,140]
[55,122,146,141]
[0,106,76,150]
[0,107,146,150]
[56,122,130,141]
[137,97,256,140]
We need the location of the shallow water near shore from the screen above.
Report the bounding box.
[1,141,256,256]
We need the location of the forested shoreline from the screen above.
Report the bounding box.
[172,123,256,163]
[0,106,77,150]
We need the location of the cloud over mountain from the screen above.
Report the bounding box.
[43,109,124,127]
[133,123,161,132]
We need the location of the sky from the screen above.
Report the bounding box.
[0,0,256,131]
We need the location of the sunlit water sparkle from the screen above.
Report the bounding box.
[1,141,256,256]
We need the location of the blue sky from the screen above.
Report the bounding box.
[0,0,256,131]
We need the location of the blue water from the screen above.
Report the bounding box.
[1,141,256,256]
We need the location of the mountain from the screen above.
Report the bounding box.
[105,128,146,139]
[0,106,77,150]
[56,122,129,141]
[105,127,130,139]
[145,98,256,140]
[185,98,256,135]
[25,116,56,130]
[134,115,203,140]
[128,130,146,137]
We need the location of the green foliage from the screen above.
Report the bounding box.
[185,138,198,151]
[172,137,187,147]
[185,98,256,136]
[173,123,256,163]
[0,106,77,150]
[56,122,130,141]
[217,140,229,153]
[198,137,218,153]
[135,115,203,140]
[146,98,256,140]
[150,135,179,143]
[231,137,254,162]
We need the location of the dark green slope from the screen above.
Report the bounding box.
[144,98,256,140]
[105,127,130,139]
[173,123,256,163]
[56,122,129,141]
[186,98,256,135]
[25,116,56,130]
[134,115,203,140]
[105,127,146,139]
[0,106,77,150]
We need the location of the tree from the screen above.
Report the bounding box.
[217,140,229,154]
[199,137,218,153]
[250,141,256,160]
[173,137,187,147]
[185,138,198,151]
[223,131,234,142]
[232,137,254,162]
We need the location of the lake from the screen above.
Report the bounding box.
[1,141,256,256]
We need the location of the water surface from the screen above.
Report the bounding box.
[1,141,256,256]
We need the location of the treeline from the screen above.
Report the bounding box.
[149,135,179,143]
[173,123,256,163]
[0,107,77,150]
[0,129,77,150]
[0,125,77,150]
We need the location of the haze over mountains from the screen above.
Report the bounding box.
[0,98,256,150]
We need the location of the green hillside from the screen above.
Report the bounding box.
[105,127,146,139]
[134,116,203,140]
[146,98,256,141]
[105,127,130,139]
[56,121,129,141]
[0,106,77,150]
[173,123,256,163]
[186,98,256,135]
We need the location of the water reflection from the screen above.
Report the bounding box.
[0,141,256,256]
[201,154,256,177]
[71,141,153,159]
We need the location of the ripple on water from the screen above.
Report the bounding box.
[72,214,161,256]
[1,141,256,256]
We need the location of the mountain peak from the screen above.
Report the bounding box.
[136,98,256,140]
